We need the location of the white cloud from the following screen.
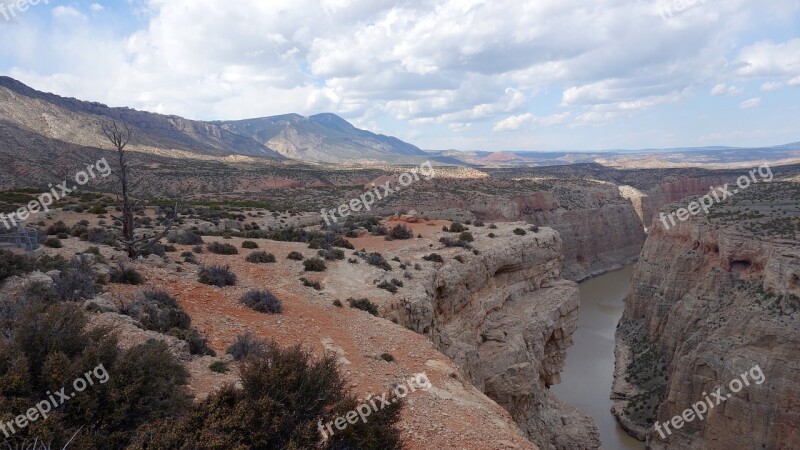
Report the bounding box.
[52,6,86,21]
[493,112,570,131]
[0,0,798,149]
[90,4,104,13]
[735,39,800,78]
[760,81,784,92]
[710,83,742,96]
[739,97,762,109]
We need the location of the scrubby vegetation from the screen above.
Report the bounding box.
[287,251,304,261]
[0,302,191,449]
[241,240,259,249]
[385,223,413,240]
[135,337,403,449]
[121,289,214,356]
[52,255,97,301]
[303,257,327,272]
[240,289,283,314]
[198,265,237,287]
[206,242,239,255]
[110,263,145,285]
[300,277,322,290]
[422,253,444,263]
[245,251,276,264]
[168,231,204,245]
[358,251,392,270]
[348,297,379,316]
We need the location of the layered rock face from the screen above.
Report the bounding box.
[394,225,601,449]
[613,181,800,449]
[382,182,646,281]
[635,176,730,227]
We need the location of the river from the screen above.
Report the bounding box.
[551,265,645,450]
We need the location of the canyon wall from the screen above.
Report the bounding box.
[613,181,800,449]
[392,225,601,449]
[384,185,646,281]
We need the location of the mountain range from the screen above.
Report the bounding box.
[1,76,799,168]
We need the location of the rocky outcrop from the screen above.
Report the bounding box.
[393,224,601,449]
[382,183,646,281]
[613,181,800,449]
[621,175,731,228]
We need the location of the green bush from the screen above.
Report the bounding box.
[245,251,276,264]
[0,303,191,449]
[240,290,283,314]
[0,249,35,282]
[198,265,237,287]
[110,264,145,285]
[206,242,239,255]
[303,257,327,272]
[131,340,403,450]
[209,361,230,374]
[287,251,304,261]
[377,280,398,293]
[386,224,413,240]
[241,240,259,249]
[513,228,527,236]
[422,253,444,263]
[348,298,379,316]
[168,231,204,245]
[43,237,63,248]
[53,255,97,301]
[447,222,467,233]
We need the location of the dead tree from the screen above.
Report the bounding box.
[102,121,179,257]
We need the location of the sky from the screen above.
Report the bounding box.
[0,0,799,152]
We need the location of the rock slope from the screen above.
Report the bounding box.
[613,180,800,449]
[380,223,600,449]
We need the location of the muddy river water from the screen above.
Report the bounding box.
[551,265,645,450]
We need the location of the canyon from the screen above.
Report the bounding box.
[612,180,800,449]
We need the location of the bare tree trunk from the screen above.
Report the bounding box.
[102,121,180,258]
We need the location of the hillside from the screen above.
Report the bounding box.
[0,76,284,160]
[216,113,430,164]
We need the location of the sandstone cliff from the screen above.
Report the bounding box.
[386,224,601,449]
[380,179,646,281]
[613,180,800,449]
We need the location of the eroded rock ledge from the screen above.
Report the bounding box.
[391,224,601,449]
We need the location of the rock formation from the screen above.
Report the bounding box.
[392,224,601,449]
[613,181,800,449]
